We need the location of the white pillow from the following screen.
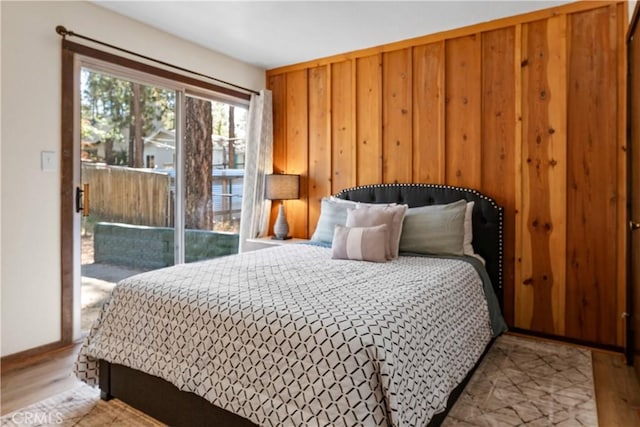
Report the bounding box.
[463,201,475,256]
[464,201,485,264]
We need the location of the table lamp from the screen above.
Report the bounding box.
[265,174,300,240]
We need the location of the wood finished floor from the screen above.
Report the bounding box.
[2,339,640,425]
[0,343,82,416]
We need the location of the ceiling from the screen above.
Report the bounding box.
[94,1,570,70]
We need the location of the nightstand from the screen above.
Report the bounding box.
[244,236,309,251]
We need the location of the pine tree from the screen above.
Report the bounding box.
[184,97,213,230]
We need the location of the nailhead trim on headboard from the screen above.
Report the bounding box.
[334,183,504,304]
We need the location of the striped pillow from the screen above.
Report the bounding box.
[331,224,388,262]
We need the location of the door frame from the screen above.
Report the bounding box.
[627,1,640,367]
[60,40,250,343]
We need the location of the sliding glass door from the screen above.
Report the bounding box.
[79,67,178,333]
[76,61,248,334]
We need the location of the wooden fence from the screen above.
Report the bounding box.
[82,163,173,227]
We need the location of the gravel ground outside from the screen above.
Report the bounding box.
[81,235,145,332]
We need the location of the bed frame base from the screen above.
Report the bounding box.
[99,360,255,426]
[98,339,493,427]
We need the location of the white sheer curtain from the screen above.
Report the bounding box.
[238,89,273,252]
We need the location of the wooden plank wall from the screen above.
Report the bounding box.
[519,16,568,337]
[266,1,627,347]
[565,5,622,345]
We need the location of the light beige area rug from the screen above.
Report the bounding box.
[444,334,598,426]
[0,384,163,426]
[1,335,596,427]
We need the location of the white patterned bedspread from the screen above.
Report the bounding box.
[75,244,493,427]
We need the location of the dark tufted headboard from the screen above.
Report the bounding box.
[334,183,504,306]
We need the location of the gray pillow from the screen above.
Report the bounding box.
[399,199,467,255]
[331,224,388,262]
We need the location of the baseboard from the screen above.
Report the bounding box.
[1,340,78,373]
[508,328,624,354]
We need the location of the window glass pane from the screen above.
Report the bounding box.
[80,67,176,332]
[184,96,247,262]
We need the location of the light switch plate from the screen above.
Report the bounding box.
[41,151,57,172]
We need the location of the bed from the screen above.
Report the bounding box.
[75,183,506,426]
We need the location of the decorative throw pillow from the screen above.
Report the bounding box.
[310,198,353,244]
[346,204,408,259]
[311,197,396,244]
[331,224,388,262]
[399,199,467,255]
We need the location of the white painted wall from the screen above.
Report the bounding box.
[0,1,265,357]
[631,0,638,21]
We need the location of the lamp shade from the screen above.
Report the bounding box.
[265,174,300,200]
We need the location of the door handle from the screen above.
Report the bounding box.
[76,184,89,217]
[631,221,640,231]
